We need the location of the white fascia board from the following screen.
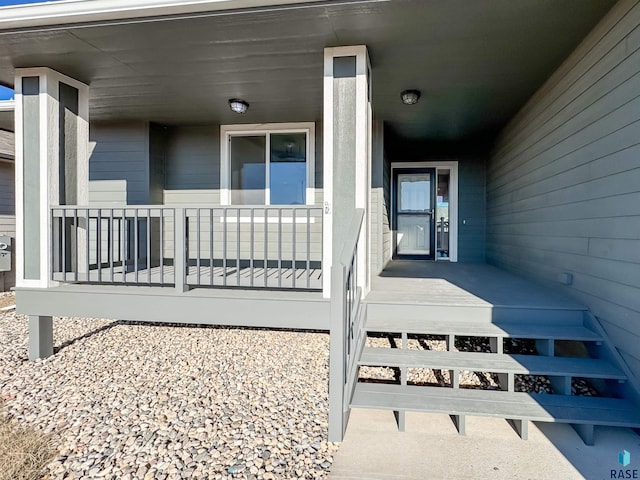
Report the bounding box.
[0,0,333,31]
[0,100,15,112]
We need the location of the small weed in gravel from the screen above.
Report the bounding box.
[0,409,55,480]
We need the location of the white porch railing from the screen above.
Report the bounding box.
[51,205,323,291]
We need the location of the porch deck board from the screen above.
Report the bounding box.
[358,348,625,379]
[186,265,322,289]
[368,261,584,310]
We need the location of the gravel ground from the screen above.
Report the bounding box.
[0,296,338,479]
[0,294,15,309]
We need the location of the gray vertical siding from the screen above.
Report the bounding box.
[22,76,40,280]
[0,161,15,290]
[487,1,640,381]
[89,121,150,205]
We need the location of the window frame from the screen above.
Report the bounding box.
[220,122,315,206]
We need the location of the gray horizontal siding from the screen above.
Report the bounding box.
[487,1,640,384]
[0,161,15,290]
[162,124,323,261]
[0,130,13,160]
[89,121,150,205]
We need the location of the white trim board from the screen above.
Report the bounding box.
[390,161,459,262]
[0,0,344,31]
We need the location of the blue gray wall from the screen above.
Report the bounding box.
[487,1,640,382]
[89,121,151,205]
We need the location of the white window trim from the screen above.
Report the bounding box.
[391,161,459,262]
[220,122,315,206]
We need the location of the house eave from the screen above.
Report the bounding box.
[0,0,343,31]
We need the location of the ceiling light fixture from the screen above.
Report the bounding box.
[401,89,421,105]
[228,98,249,114]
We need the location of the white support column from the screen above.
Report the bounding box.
[323,46,372,298]
[15,67,89,289]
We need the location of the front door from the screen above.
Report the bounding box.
[393,168,435,259]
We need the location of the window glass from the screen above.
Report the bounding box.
[398,174,431,212]
[230,135,266,205]
[270,133,306,205]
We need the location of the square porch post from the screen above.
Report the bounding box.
[322,46,372,298]
[15,68,89,359]
[324,46,372,442]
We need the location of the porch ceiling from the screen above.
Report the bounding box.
[0,0,615,143]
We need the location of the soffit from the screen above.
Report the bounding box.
[0,0,616,143]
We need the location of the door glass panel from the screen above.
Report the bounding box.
[398,174,431,212]
[397,215,430,255]
[436,169,450,259]
[230,135,266,205]
[270,133,306,205]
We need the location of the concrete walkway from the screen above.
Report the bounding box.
[329,409,640,479]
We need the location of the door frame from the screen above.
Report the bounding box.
[392,167,436,260]
[390,161,458,262]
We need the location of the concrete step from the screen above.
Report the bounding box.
[358,347,626,380]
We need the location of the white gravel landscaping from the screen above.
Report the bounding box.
[0,297,338,479]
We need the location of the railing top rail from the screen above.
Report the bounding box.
[337,208,365,268]
[51,204,323,210]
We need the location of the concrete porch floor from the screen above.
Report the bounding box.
[328,409,640,479]
[367,261,584,310]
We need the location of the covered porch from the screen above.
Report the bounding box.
[4,0,638,447]
[1,0,615,302]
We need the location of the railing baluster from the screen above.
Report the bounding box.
[160,209,164,285]
[236,207,241,287]
[74,208,78,283]
[134,209,138,284]
[209,208,214,286]
[292,208,296,289]
[278,208,282,288]
[147,209,151,285]
[307,209,311,289]
[85,209,90,282]
[61,208,66,282]
[121,209,126,283]
[250,208,254,288]
[96,209,102,283]
[197,208,201,287]
[109,209,114,284]
[223,208,227,287]
[264,208,268,287]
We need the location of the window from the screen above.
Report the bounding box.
[222,123,315,206]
